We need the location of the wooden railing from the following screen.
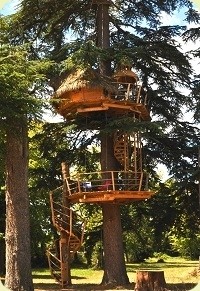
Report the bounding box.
[46,248,61,283]
[64,170,149,196]
[50,192,85,247]
[47,193,85,286]
[111,83,148,105]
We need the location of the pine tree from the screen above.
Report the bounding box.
[15,0,200,286]
[0,16,51,290]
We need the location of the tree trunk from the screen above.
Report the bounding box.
[96,1,129,286]
[5,118,34,291]
[0,238,5,274]
[134,270,167,291]
[101,134,129,285]
[101,203,129,285]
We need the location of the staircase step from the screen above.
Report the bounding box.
[48,194,85,286]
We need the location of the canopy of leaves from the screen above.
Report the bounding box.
[0,16,55,129]
[13,0,199,188]
[5,0,200,264]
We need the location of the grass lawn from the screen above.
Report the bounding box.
[32,257,199,290]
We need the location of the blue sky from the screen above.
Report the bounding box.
[0,0,19,15]
[1,0,199,16]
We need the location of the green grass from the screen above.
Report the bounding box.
[32,258,199,290]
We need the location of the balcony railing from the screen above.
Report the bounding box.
[64,171,149,196]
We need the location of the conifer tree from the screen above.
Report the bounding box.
[0,16,50,290]
[15,0,200,286]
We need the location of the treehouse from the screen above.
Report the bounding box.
[49,67,154,204]
[49,129,154,205]
[48,65,154,288]
[52,68,114,119]
[52,67,150,122]
[47,0,155,287]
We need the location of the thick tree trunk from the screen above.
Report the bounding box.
[134,270,167,291]
[5,118,34,291]
[96,1,129,286]
[101,134,129,285]
[101,204,129,285]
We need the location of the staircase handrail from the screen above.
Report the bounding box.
[50,192,85,239]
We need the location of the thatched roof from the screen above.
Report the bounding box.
[55,68,117,98]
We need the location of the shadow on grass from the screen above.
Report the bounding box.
[126,262,198,272]
[167,283,197,290]
[32,273,86,280]
[34,282,198,290]
[34,282,59,290]
[32,274,53,279]
[34,282,134,290]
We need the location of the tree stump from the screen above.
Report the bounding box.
[134,270,167,291]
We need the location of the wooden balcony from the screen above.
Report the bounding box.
[55,171,154,204]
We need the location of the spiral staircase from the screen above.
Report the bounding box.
[47,189,85,287]
[114,131,142,172]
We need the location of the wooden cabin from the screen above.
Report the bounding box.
[52,68,115,118]
[52,68,150,121]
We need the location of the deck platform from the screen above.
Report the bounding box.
[68,189,154,204]
[51,170,155,204]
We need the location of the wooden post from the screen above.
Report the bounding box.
[134,270,167,291]
[60,162,71,287]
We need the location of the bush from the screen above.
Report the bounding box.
[169,234,200,259]
[91,241,103,269]
[123,231,154,263]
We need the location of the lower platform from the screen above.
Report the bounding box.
[52,170,155,204]
[68,189,154,204]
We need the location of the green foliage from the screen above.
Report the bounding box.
[152,252,173,262]
[63,41,109,70]
[7,0,199,269]
[123,228,154,263]
[91,241,103,269]
[0,45,52,127]
[169,234,200,260]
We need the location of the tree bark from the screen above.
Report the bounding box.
[96,1,129,286]
[101,203,129,285]
[198,147,200,209]
[101,134,129,285]
[5,118,34,291]
[134,270,167,291]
